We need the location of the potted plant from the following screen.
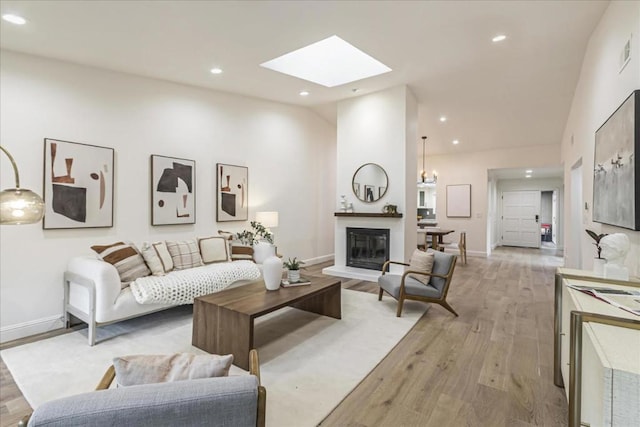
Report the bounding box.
[283,257,304,282]
[585,229,607,274]
[236,221,275,263]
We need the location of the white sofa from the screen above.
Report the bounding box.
[64,256,261,346]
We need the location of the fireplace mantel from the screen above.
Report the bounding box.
[334,212,403,218]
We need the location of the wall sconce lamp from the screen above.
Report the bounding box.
[0,145,45,225]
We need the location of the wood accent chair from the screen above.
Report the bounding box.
[439,231,467,265]
[21,349,266,427]
[378,249,458,317]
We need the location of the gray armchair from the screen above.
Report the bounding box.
[22,349,266,427]
[378,249,458,317]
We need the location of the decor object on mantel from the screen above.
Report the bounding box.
[418,136,437,186]
[593,90,639,231]
[262,255,283,291]
[334,212,403,218]
[600,233,631,280]
[283,257,304,283]
[586,229,608,275]
[0,145,45,225]
[382,203,398,215]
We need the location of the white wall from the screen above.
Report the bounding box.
[560,0,640,277]
[330,85,416,276]
[0,50,336,342]
[425,144,562,257]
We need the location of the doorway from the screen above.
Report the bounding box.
[501,190,541,248]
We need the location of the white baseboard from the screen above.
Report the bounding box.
[302,254,334,266]
[0,315,64,344]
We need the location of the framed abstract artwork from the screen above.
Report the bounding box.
[43,138,114,229]
[216,163,248,222]
[151,155,196,225]
[446,184,471,218]
[593,90,639,230]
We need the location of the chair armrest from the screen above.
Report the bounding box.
[96,365,115,390]
[401,270,449,280]
[381,260,409,274]
[248,349,266,427]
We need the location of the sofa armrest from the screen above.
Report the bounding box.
[66,256,122,320]
[27,376,260,427]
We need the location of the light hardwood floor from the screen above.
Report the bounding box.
[0,247,566,427]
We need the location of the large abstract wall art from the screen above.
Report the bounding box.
[216,163,248,222]
[151,155,196,225]
[593,90,639,231]
[43,139,114,229]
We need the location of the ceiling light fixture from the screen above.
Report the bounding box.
[2,14,26,25]
[525,169,533,173]
[260,35,391,87]
[525,174,532,178]
[418,136,437,187]
[492,34,507,43]
[452,139,459,145]
[210,68,223,74]
[439,116,447,122]
[299,91,310,96]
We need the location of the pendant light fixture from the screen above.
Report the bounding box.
[0,145,45,224]
[418,136,437,186]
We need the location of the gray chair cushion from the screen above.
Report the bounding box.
[28,375,259,427]
[427,249,455,293]
[378,274,441,299]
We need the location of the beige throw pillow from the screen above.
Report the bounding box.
[152,241,174,273]
[140,242,165,276]
[91,242,151,288]
[113,353,234,387]
[408,249,434,285]
[165,240,203,270]
[198,236,230,264]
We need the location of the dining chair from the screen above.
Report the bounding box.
[439,231,467,265]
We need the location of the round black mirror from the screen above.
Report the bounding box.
[352,163,388,203]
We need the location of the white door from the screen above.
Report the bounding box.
[502,191,541,248]
[552,190,558,244]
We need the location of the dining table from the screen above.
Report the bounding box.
[418,227,455,250]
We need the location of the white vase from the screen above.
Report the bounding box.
[262,256,283,291]
[253,241,276,264]
[288,269,300,283]
[593,258,605,276]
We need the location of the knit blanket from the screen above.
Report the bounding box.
[130,261,261,305]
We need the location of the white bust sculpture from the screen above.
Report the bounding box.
[600,233,630,280]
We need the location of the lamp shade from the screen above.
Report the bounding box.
[255,211,278,228]
[0,188,45,225]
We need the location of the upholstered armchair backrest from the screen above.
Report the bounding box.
[427,249,455,293]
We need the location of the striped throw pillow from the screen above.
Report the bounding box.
[91,242,151,288]
[165,240,204,270]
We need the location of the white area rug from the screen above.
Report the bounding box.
[2,289,427,427]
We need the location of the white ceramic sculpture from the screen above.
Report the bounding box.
[262,255,283,290]
[600,233,631,280]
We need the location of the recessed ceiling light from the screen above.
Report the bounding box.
[492,34,507,43]
[299,91,310,96]
[525,174,532,178]
[452,140,459,145]
[260,35,392,88]
[210,68,223,74]
[2,14,26,25]
[439,116,447,122]
[525,169,533,173]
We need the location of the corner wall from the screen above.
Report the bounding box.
[560,0,640,277]
[0,50,336,342]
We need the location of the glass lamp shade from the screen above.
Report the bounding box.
[0,188,45,225]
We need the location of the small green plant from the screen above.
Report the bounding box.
[235,221,274,245]
[585,229,608,259]
[283,257,304,270]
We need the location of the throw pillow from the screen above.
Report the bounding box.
[113,353,233,387]
[165,240,203,270]
[198,236,230,264]
[152,241,174,273]
[408,249,434,285]
[91,242,151,288]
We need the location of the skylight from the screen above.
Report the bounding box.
[260,35,391,88]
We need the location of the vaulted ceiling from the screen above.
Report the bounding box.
[0,1,608,158]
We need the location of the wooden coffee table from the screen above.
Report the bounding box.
[192,276,341,370]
